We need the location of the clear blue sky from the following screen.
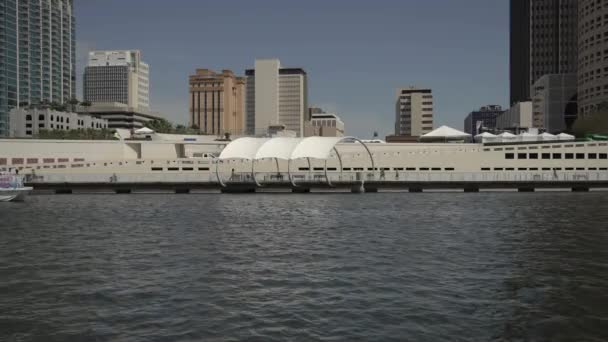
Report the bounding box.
[75,0,509,138]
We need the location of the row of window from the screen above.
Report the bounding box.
[152,167,210,172]
[505,152,608,160]
[298,167,456,172]
[489,142,607,151]
[483,167,608,171]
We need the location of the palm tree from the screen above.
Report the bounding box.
[80,100,92,113]
[67,97,80,113]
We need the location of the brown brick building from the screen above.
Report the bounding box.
[189,69,245,135]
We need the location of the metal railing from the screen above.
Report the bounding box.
[25,171,608,185]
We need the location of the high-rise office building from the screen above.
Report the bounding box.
[578,0,608,116]
[531,74,577,132]
[395,87,434,137]
[84,50,150,110]
[0,0,75,136]
[509,0,578,105]
[510,0,531,105]
[188,69,245,136]
[245,59,308,136]
[464,105,504,135]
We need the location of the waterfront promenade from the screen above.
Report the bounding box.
[26,170,608,193]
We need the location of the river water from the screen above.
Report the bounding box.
[1,193,608,341]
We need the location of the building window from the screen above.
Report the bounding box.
[576,153,585,159]
[552,153,561,159]
[542,153,551,159]
[588,153,597,159]
[565,153,574,159]
[518,153,527,159]
[529,153,538,159]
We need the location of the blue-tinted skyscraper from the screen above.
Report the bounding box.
[0,0,75,136]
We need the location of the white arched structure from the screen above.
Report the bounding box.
[288,136,374,187]
[215,136,374,187]
[254,137,302,186]
[215,137,269,187]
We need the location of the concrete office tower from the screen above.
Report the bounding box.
[395,87,434,137]
[188,69,245,136]
[305,112,345,137]
[497,101,533,131]
[84,50,150,110]
[531,74,577,132]
[0,0,76,136]
[578,0,608,116]
[464,105,504,135]
[245,59,308,136]
[509,0,578,105]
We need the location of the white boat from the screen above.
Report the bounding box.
[0,173,33,202]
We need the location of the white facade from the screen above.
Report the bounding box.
[8,108,108,138]
[84,50,150,110]
[77,102,164,130]
[496,101,533,131]
[309,113,345,137]
[254,59,280,132]
[246,59,307,136]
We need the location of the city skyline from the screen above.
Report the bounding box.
[74,0,509,138]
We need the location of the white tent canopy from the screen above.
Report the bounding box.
[557,133,575,141]
[134,127,154,134]
[290,136,344,160]
[498,132,517,140]
[218,137,269,160]
[255,137,302,160]
[214,136,375,187]
[474,132,498,143]
[421,126,471,139]
[518,132,538,142]
[539,132,557,141]
[498,132,516,138]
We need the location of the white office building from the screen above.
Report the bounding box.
[496,101,533,132]
[245,59,307,136]
[84,50,150,110]
[9,108,108,138]
[305,113,345,137]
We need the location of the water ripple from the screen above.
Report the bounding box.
[1,193,608,341]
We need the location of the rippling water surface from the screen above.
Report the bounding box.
[1,193,608,341]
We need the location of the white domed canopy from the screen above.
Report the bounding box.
[255,137,303,160]
[218,137,269,160]
[290,136,344,160]
[215,136,375,187]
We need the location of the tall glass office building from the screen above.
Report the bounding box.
[0,0,75,136]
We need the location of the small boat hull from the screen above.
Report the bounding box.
[0,188,33,202]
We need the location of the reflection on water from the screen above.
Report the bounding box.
[1,193,607,341]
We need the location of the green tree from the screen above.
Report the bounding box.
[174,124,187,134]
[146,118,173,133]
[67,97,80,112]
